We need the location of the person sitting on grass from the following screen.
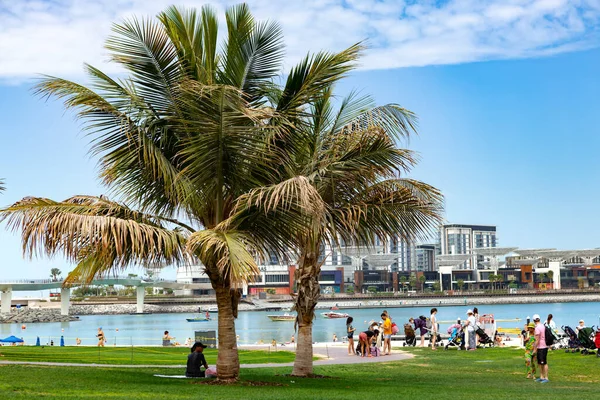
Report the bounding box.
[524,323,537,379]
[186,342,209,378]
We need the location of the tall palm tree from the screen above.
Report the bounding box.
[0,4,357,380]
[50,268,62,282]
[249,86,444,376]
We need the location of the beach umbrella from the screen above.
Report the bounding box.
[0,335,24,343]
[60,336,65,346]
[36,336,40,346]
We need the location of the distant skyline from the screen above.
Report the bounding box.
[1,1,599,281]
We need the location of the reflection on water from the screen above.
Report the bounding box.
[0,301,597,346]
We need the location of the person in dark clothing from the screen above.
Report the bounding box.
[186,342,209,378]
[409,317,428,347]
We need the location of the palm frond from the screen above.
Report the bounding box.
[106,15,182,114]
[0,196,189,284]
[186,229,260,287]
[220,3,284,102]
[276,43,363,115]
[0,179,4,193]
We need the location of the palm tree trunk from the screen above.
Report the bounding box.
[215,286,240,380]
[294,316,314,376]
[291,246,321,377]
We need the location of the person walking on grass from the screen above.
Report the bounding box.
[382,313,392,355]
[533,314,549,383]
[409,317,428,347]
[430,308,438,350]
[346,317,356,355]
[524,323,537,379]
[464,310,476,351]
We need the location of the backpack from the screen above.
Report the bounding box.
[544,325,555,346]
[391,323,399,335]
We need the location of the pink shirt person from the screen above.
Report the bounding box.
[534,323,547,349]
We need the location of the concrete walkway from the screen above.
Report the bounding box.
[0,345,412,369]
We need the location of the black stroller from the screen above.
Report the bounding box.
[578,326,597,355]
[445,326,465,350]
[562,325,582,353]
[403,323,416,347]
[475,327,494,348]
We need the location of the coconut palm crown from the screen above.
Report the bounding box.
[0,4,361,380]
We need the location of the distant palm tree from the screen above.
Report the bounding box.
[50,268,62,282]
[0,4,355,380]
[419,275,427,292]
[0,179,4,192]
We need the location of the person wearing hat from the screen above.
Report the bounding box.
[186,342,209,378]
[532,314,549,383]
[464,309,477,351]
[524,322,537,379]
[576,319,586,335]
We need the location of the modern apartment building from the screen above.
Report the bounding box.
[439,224,497,269]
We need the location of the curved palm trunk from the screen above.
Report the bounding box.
[214,285,240,380]
[292,248,321,376]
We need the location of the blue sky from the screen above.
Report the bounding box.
[1,0,599,281]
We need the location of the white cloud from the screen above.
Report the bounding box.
[0,0,598,83]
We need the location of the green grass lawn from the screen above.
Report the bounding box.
[0,347,598,399]
[0,346,296,365]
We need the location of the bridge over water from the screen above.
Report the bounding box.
[0,277,205,315]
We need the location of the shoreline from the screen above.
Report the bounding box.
[2,293,598,324]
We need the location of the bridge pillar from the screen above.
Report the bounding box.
[1,288,12,314]
[136,286,145,314]
[60,287,70,316]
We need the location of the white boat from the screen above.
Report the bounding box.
[267,314,295,321]
[321,312,349,319]
[208,307,218,313]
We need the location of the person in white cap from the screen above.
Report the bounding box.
[464,309,476,350]
[532,314,549,383]
[576,320,586,335]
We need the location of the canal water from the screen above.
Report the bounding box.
[1,302,598,346]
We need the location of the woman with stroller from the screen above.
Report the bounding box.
[346,317,356,355]
[524,322,537,379]
[409,317,428,347]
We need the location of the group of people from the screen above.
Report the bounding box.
[346,311,394,357]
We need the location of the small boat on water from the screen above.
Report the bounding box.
[208,307,218,313]
[186,317,210,322]
[267,314,295,321]
[321,312,349,319]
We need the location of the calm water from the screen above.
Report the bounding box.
[1,302,598,346]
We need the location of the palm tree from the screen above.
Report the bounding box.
[50,268,62,282]
[400,275,408,292]
[457,279,465,292]
[0,179,4,193]
[0,4,355,381]
[418,275,426,292]
[547,270,554,288]
[252,85,443,376]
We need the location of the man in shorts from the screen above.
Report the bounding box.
[533,314,549,383]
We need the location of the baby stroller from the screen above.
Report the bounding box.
[445,326,465,350]
[475,327,494,348]
[578,326,596,355]
[403,323,416,347]
[562,325,582,353]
